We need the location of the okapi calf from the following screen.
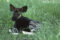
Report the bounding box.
[9,4,40,35]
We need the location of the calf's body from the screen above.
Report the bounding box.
[15,16,31,32]
[9,4,40,35]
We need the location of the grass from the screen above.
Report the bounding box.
[0,0,60,40]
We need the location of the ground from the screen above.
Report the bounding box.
[0,0,60,40]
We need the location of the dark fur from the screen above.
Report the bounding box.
[10,4,40,33]
[14,16,32,32]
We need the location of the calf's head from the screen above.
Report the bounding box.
[10,4,27,21]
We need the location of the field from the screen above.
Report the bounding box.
[0,0,60,40]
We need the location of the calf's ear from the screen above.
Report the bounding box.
[19,6,27,12]
[10,4,15,11]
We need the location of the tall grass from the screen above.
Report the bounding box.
[0,0,60,40]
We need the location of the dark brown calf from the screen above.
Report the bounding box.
[9,4,40,35]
